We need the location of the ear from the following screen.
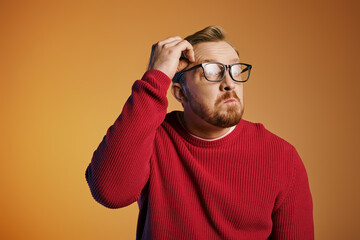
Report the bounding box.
[171,82,188,105]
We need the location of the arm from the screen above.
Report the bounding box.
[86,70,170,208]
[270,148,314,239]
[85,37,194,209]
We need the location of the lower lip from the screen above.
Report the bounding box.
[223,99,238,105]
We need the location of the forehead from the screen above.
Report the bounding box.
[193,41,239,64]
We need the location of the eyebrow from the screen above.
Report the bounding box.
[196,58,240,64]
[201,59,216,63]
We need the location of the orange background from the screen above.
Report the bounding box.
[1,0,359,239]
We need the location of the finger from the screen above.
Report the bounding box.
[176,59,190,72]
[161,39,183,48]
[174,40,195,62]
[181,49,195,63]
[157,36,182,47]
[186,48,195,63]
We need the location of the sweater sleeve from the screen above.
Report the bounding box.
[85,70,171,209]
[270,147,314,240]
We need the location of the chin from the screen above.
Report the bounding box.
[208,105,244,128]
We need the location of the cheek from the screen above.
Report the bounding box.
[197,88,218,105]
[236,84,244,101]
[190,89,214,105]
[187,81,218,105]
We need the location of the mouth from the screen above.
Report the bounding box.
[224,98,237,103]
[223,98,238,104]
[215,92,241,106]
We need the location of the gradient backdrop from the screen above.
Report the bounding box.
[1,0,359,239]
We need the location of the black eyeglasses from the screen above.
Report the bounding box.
[176,62,252,82]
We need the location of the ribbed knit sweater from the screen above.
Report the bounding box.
[86,70,314,240]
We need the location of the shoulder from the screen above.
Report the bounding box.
[155,111,184,137]
[241,120,308,195]
[241,119,294,145]
[239,119,299,159]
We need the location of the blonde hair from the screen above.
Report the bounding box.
[172,26,237,83]
[184,25,226,46]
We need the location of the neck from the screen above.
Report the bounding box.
[180,111,234,140]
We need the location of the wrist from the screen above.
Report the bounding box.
[141,70,172,92]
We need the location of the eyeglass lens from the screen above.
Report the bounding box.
[203,63,249,82]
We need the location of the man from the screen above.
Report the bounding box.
[86,26,314,239]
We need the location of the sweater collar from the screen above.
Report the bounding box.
[166,111,245,148]
[176,111,236,141]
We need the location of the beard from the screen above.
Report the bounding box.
[186,90,244,128]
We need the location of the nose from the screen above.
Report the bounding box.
[220,67,235,91]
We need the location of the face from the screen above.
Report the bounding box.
[181,41,244,128]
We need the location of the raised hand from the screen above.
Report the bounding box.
[148,36,195,79]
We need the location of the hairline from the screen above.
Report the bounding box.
[180,41,240,85]
[186,40,239,67]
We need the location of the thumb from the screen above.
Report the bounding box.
[176,59,189,73]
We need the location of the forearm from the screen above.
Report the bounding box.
[86,70,170,208]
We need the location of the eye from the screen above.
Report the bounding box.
[231,65,242,76]
[204,64,222,77]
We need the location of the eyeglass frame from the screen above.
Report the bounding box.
[177,62,252,83]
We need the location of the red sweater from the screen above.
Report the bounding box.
[86,70,314,240]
